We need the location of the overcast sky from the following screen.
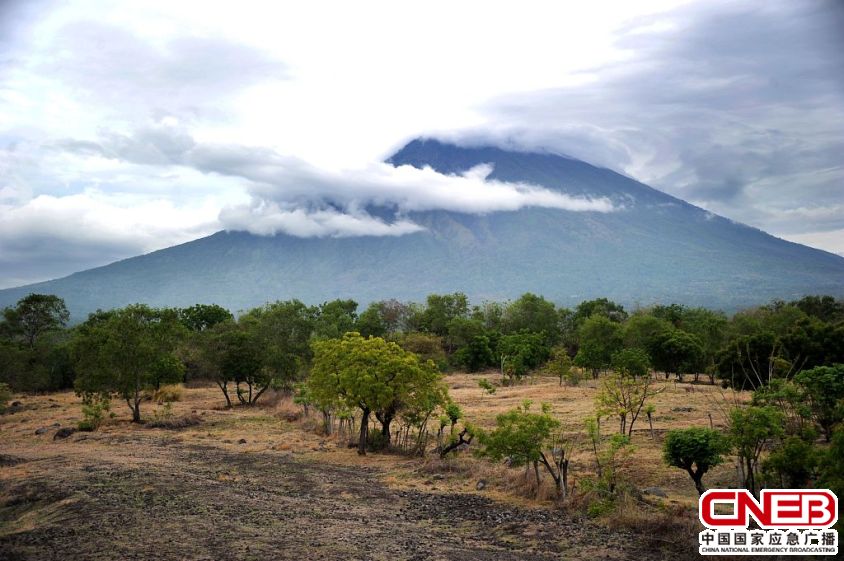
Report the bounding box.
[1,0,842,288]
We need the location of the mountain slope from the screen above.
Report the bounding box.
[2,138,842,319]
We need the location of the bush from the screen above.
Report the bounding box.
[366,429,389,451]
[563,367,585,387]
[152,384,183,404]
[762,436,819,488]
[478,378,496,394]
[78,395,110,431]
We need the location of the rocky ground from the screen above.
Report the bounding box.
[0,378,736,561]
[0,427,681,561]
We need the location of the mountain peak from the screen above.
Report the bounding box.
[1,139,842,318]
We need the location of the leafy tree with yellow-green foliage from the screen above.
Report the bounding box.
[308,332,446,455]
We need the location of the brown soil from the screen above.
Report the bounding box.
[1,374,741,560]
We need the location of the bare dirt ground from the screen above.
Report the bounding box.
[1,373,746,561]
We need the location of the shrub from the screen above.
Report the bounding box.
[366,429,389,452]
[478,378,496,394]
[762,436,819,488]
[78,395,110,431]
[153,384,183,404]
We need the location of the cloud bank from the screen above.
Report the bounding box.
[61,122,614,237]
[458,0,844,246]
[1,0,842,287]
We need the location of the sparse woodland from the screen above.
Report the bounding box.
[2,292,843,536]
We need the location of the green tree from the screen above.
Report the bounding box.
[610,348,651,379]
[817,427,844,520]
[729,406,784,496]
[502,293,559,342]
[480,402,572,497]
[651,330,705,381]
[419,293,469,336]
[622,313,672,353]
[715,331,791,390]
[73,305,185,422]
[1,293,69,347]
[574,315,623,378]
[792,295,844,324]
[242,300,316,395]
[497,332,550,382]
[544,347,573,386]
[574,298,627,325]
[663,427,729,495]
[794,364,844,441]
[452,334,496,372]
[445,317,485,354]
[680,307,728,376]
[392,332,448,370]
[762,437,819,488]
[596,368,663,437]
[308,333,445,455]
[314,299,358,339]
[178,304,233,332]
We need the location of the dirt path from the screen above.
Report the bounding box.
[0,430,668,561]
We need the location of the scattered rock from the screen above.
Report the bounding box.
[476,480,487,491]
[238,438,247,444]
[53,427,77,440]
[431,474,444,481]
[35,427,50,435]
[642,487,667,498]
[11,401,21,407]
[671,406,694,413]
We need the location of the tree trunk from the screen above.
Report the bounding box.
[376,408,395,445]
[358,408,370,455]
[647,413,655,440]
[217,381,232,408]
[131,374,142,423]
[252,384,268,405]
[745,457,756,497]
[689,469,706,496]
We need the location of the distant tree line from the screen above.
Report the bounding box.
[2,292,842,398]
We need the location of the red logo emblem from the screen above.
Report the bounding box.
[699,489,838,529]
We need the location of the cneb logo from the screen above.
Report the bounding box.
[700,489,838,529]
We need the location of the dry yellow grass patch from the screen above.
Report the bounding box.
[0,370,750,512]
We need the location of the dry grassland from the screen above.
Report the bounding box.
[0,371,749,560]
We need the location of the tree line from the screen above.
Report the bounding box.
[1,292,842,514]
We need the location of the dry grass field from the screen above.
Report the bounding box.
[0,371,751,560]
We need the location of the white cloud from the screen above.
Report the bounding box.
[61,123,615,237]
[0,0,842,285]
[219,205,424,238]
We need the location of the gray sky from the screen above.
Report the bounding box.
[1,0,842,288]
